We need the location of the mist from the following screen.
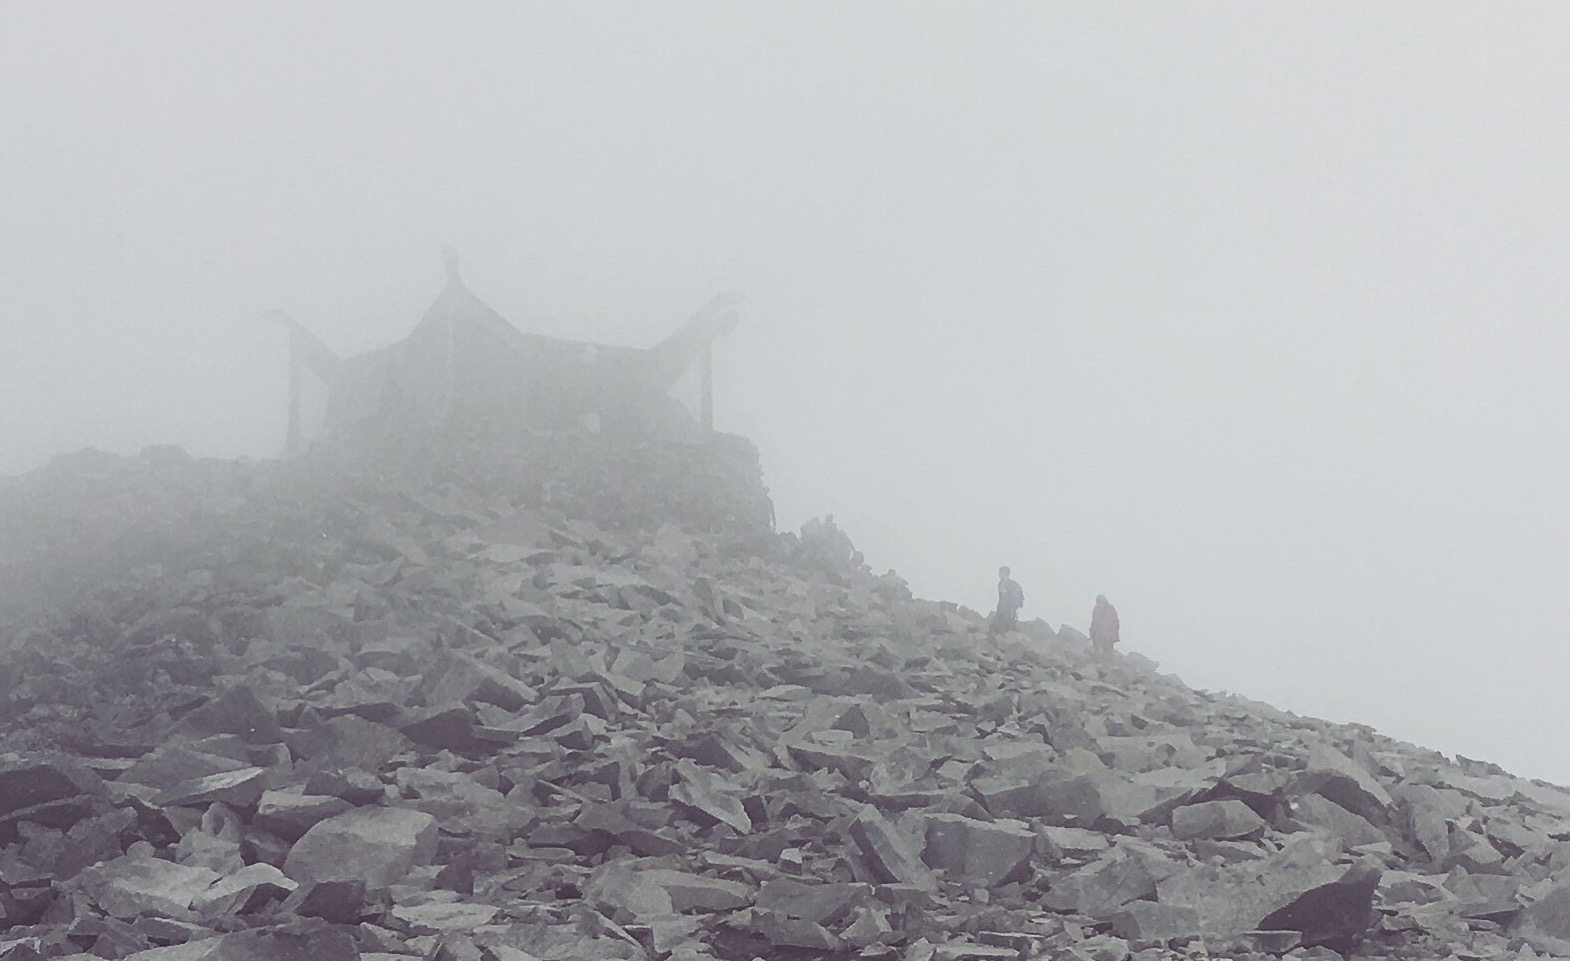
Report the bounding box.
[4,5,1568,783]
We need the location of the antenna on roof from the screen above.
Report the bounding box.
[442,246,461,286]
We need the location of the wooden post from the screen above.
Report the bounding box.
[286,329,303,454]
[700,341,714,432]
[442,247,460,420]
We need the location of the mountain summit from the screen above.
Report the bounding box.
[1,422,1567,961]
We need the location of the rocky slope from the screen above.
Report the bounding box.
[1,423,1569,961]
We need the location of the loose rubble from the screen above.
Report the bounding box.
[2,422,1570,961]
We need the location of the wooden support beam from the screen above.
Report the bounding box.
[286,331,303,454]
[700,341,715,432]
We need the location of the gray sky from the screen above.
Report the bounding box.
[4,5,1568,782]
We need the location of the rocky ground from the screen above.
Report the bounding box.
[2,423,1569,961]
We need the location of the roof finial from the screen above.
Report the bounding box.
[442,246,461,286]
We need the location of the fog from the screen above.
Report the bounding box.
[3,5,1568,783]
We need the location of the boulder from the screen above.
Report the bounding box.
[252,789,354,841]
[1256,861,1381,952]
[169,686,284,743]
[189,863,296,918]
[849,807,937,891]
[282,806,438,886]
[1041,851,1159,917]
[755,878,870,925]
[921,813,1033,887]
[1289,793,1384,846]
[972,767,1105,826]
[278,879,370,924]
[1106,900,1202,941]
[641,868,752,911]
[1511,882,1570,953]
[1170,799,1266,841]
[156,768,270,809]
[0,756,105,818]
[69,849,221,919]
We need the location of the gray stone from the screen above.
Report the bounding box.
[921,813,1033,887]
[189,863,296,918]
[252,789,354,841]
[116,745,248,792]
[1041,852,1158,916]
[1154,836,1344,937]
[1170,799,1266,841]
[394,767,528,840]
[389,902,500,934]
[309,714,414,771]
[1256,861,1381,952]
[1064,934,1130,961]
[426,652,538,712]
[849,807,937,891]
[583,860,674,923]
[669,760,751,834]
[1291,751,1393,824]
[753,912,840,950]
[278,879,369,923]
[973,768,1105,826]
[169,686,284,744]
[0,756,105,819]
[69,849,221,919]
[398,706,482,752]
[756,878,870,925]
[196,923,358,961]
[1106,901,1201,941]
[1290,793,1384,846]
[1511,882,1570,954]
[282,806,438,886]
[155,768,270,809]
[642,868,753,911]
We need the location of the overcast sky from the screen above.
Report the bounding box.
[4,4,1568,783]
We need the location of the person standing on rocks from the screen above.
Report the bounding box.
[990,566,1025,637]
[1090,594,1120,657]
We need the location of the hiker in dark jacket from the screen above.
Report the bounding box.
[990,566,1025,636]
[1090,594,1120,657]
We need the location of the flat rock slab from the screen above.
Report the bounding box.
[1108,900,1202,941]
[1170,799,1266,841]
[670,760,752,834]
[642,868,753,911]
[1155,837,1348,939]
[1510,882,1570,954]
[971,768,1105,825]
[156,767,270,809]
[253,789,354,841]
[278,879,369,924]
[148,924,359,961]
[850,807,937,891]
[752,911,840,951]
[170,686,285,744]
[1041,851,1159,917]
[283,806,438,887]
[70,852,221,919]
[0,756,105,818]
[921,813,1033,887]
[190,863,296,918]
[390,901,501,934]
[1257,862,1381,951]
[756,878,870,925]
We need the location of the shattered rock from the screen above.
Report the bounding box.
[2,422,1568,961]
[282,806,438,886]
[921,813,1033,887]
[1169,798,1266,841]
[1256,860,1382,951]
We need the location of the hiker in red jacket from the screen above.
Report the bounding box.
[1090,594,1120,657]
